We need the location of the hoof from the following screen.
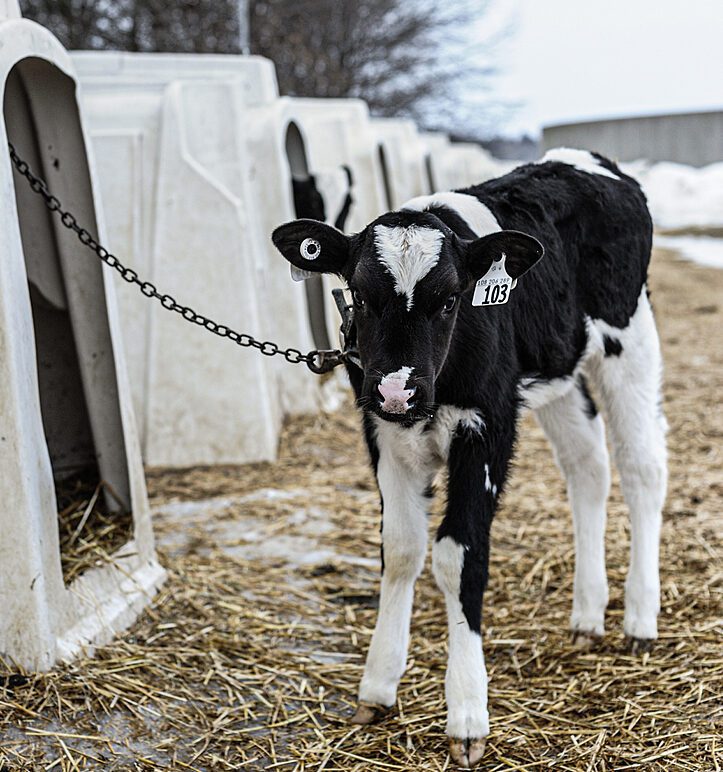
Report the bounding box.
[626,636,654,655]
[350,702,389,725]
[572,630,602,650]
[449,737,486,768]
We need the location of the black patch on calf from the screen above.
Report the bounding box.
[603,335,623,357]
[468,158,652,330]
[361,412,380,474]
[577,375,598,419]
[436,405,517,633]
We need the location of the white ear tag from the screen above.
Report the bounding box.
[300,237,321,260]
[472,253,516,307]
[292,237,322,281]
[290,265,315,282]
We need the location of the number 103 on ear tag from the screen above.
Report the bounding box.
[472,253,516,307]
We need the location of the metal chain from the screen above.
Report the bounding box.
[7,143,346,374]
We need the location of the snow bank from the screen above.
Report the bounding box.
[623,160,723,231]
[654,235,723,269]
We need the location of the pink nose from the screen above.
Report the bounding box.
[378,379,416,414]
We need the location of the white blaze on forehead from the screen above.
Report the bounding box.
[403,192,501,237]
[373,225,444,310]
[538,147,620,180]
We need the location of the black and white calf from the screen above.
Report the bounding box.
[273,148,667,768]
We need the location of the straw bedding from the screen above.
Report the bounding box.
[1,248,721,770]
[55,471,134,585]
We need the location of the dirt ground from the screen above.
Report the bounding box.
[1,248,721,771]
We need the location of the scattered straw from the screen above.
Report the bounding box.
[55,469,134,584]
[0,249,720,770]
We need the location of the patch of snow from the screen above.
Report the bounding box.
[153,488,311,520]
[654,235,723,269]
[623,160,723,230]
[152,490,381,570]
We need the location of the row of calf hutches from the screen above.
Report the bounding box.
[0,2,164,670]
[68,53,510,469]
[72,52,438,466]
[70,52,304,468]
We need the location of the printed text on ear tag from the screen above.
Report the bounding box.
[472,253,516,307]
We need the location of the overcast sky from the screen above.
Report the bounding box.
[478,0,723,137]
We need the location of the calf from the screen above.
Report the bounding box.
[272,148,667,768]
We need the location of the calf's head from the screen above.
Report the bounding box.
[272,211,543,424]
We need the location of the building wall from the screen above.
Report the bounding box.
[543,111,723,167]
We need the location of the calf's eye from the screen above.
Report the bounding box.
[442,294,458,313]
[300,237,321,260]
[352,290,366,308]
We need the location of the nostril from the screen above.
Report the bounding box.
[377,383,416,402]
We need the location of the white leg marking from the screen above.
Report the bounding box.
[535,384,610,636]
[591,287,667,640]
[432,536,489,740]
[358,424,432,706]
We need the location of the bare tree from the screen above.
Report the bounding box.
[19,0,242,53]
[19,0,499,135]
[18,0,135,49]
[249,0,493,128]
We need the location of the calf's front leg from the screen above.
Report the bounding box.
[352,427,433,723]
[432,423,512,768]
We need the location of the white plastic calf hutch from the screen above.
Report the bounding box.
[421,132,512,192]
[72,51,318,467]
[444,142,513,187]
[0,5,164,670]
[372,118,433,209]
[276,97,389,350]
[420,131,451,192]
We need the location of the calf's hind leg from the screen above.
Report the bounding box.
[534,378,611,646]
[592,292,667,647]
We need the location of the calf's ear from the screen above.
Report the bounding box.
[465,230,544,282]
[272,219,350,277]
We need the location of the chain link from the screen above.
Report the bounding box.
[7,143,347,373]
